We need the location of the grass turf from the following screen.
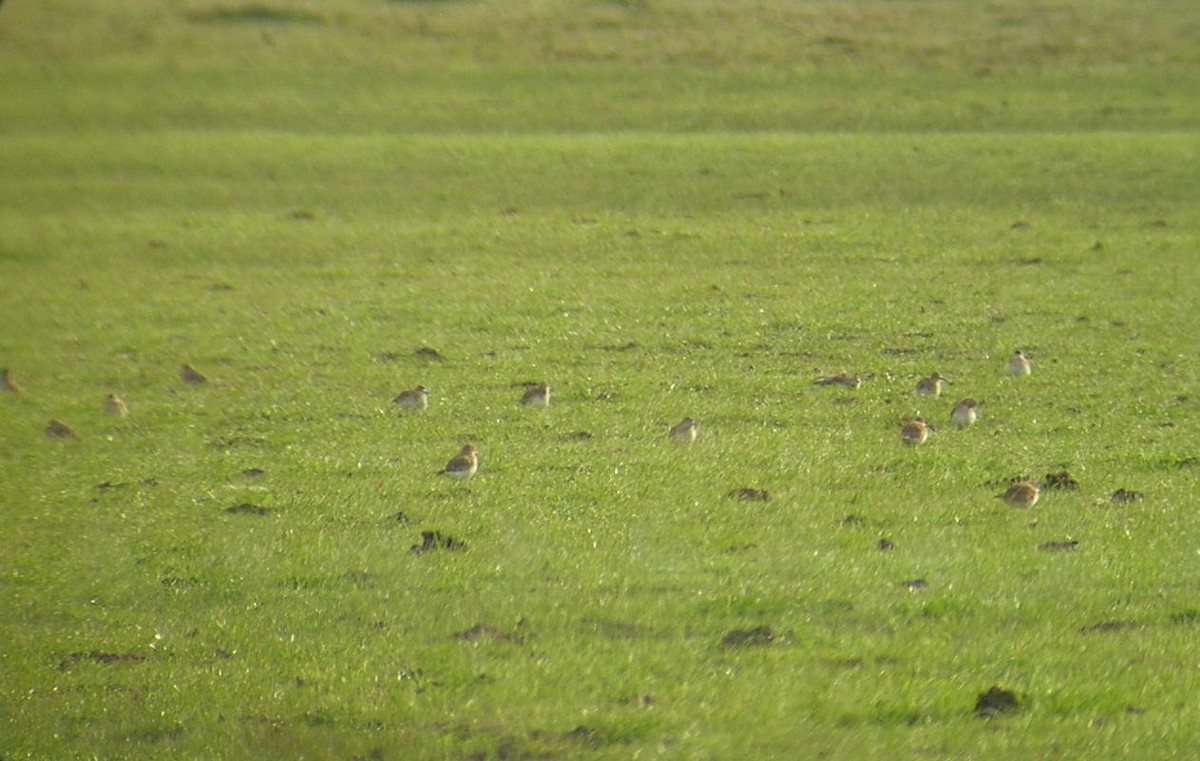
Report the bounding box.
[2,1,1199,759]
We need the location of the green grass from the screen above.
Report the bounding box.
[2,1,1200,759]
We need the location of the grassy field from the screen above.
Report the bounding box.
[2,1,1199,759]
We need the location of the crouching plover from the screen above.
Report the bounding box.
[914,373,947,397]
[1006,350,1032,377]
[103,393,129,417]
[669,417,698,443]
[997,480,1040,508]
[180,363,208,385]
[393,385,429,410]
[951,398,979,430]
[438,444,478,481]
[900,417,930,446]
[519,383,551,408]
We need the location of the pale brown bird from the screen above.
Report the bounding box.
[519,383,551,408]
[914,373,947,397]
[951,398,979,430]
[998,480,1040,508]
[45,419,79,439]
[103,393,129,418]
[813,373,862,389]
[900,417,930,446]
[180,364,208,385]
[1006,350,1032,377]
[669,417,698,443]
[1,368,24,395]
[392,385,429,410]
[437,444,478,481]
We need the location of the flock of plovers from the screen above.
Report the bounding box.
[3,346,1142,507]
[404,348,1044,507]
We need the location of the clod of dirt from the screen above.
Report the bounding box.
[241,468,265,478]
[877,538,895,551]
[901,578,928,591]
[1038,540,1079,553]
[44,419,80,439]
[410,530,467,554]
[1044,470,1080,490]
[1110,488,1144,503]
[392,511,413,525]
[565,431,593,441]
[727,488,771,502]
[719,625,786,649]
[975,686,1020,718]
[224,503,273,516]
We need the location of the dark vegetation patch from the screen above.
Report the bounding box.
[1080,620,1141,634]
[974,686,1020,718]
[208,435,268,449]
[727,487,771,502]
[1169,609,1200,625]
[583,617,654,640]
[599,341,639,352]
[413,346,446,362]
[241,468,265,478]
[410,530,467,554]
[59,651,147,670]
[1043,470,1079,490]
[160,575,203,589]
[95,478,158,490]
[1110,488,1144,503]
[1038,540,1079,553]
[877,538,895,551]
[900,578,928,591]
[343,571,375,590]
[451,623,527,645]
[225,502,274,516]
[186,6,326,24]
[719,625,787,649]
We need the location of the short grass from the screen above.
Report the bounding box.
[2,1,1199,759]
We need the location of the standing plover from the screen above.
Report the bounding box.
[914,373,947,397]
[103,393,129,417]
[900,418,930,446]
[997,480,1040,508]
[950,398,979,430]
[438,444,478,481]
[1,368,24,395]
[180,363,208,385]
[1006,350,1032,377]
[669,417,698,443]
[393,385,429,410]
[519,383,551,408]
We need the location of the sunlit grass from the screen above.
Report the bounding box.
[2,1,1199,759]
